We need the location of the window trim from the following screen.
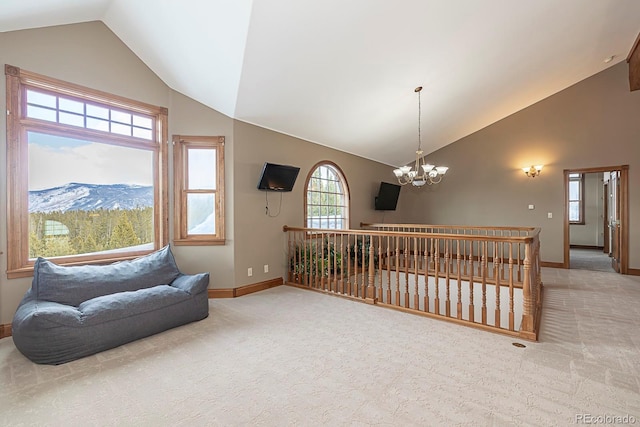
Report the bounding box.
[172,135,226,245]
[304,161,350,230]
[5,65,169,278]
[568,172,585,225]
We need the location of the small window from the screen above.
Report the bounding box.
[568,173,585,224]
[173,135,226,245]
[305,162,349,229]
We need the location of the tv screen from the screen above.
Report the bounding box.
[375,182,401,210]
[257,162,300,191]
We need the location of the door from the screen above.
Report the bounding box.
[603,182,609,254]
[563,165,628,274]
[610,171,621,273]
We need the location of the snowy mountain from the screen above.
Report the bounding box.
[29,183,153,213]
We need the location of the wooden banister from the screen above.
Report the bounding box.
[284,224,542,341]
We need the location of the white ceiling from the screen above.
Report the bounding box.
[2,0,640,167]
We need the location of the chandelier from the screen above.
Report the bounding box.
[393,86,448,186]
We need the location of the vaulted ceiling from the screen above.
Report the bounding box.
[2,0,640,166]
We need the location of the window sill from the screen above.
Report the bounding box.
[7,267,35,280]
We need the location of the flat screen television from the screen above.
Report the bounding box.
[374,182,401,210]
[257,162,300,191]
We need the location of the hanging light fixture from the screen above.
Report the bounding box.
[393,86,448,186]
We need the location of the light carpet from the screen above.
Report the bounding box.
[1,267,639,426]
[570,248,616,273]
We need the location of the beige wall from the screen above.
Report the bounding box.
[232,121,406,286]
[413,62,640,268]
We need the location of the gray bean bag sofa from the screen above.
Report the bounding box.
[12,246,209,365]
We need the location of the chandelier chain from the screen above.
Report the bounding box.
[417,88,421,150]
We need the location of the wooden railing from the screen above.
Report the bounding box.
[283,223,543,341]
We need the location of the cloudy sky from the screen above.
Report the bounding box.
[28,132,153,191]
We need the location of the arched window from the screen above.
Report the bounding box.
[305,162,349,229]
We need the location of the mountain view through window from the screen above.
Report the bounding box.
[28,131,154,258]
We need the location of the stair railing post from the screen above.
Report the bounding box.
[366,234,377,304]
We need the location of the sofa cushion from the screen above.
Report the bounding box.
[78,285,188,326]
[33,245,181,306]
[170,273,210,295]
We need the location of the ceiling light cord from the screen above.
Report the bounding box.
[417,86,422,152]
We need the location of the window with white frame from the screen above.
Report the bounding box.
[305,162,349,229]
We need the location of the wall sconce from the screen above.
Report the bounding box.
[523,165,543,178]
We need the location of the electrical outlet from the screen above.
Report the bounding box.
[247,267,253,277]
[264,264,269,273]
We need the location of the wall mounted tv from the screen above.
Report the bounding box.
[257,162,301,191]
[374,182,401,211]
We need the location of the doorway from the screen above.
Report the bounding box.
[563,166,629,274]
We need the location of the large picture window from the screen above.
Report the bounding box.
[305,162,349,229]
[173,135,225,245]
[5,65,169,278]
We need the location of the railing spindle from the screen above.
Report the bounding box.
[395,236,400,306]
[508,242,515,331]
[361,235,367,299]
[366,235,376,304]
[468,243,475,323]
[403,236,409,308]
[413,237,419,309]
[434,238,440,315]
[378,235,383,302]
[346,235,352,296]
[456,239,462,320]
[386,236,392,303]
[353,236,359,298]
[481,240,487,325]
[494,241,501,328]
[423,240,429,313]
[445,239,451,318]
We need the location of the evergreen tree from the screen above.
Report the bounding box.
[29,207,153,257]
[109,212,141,249]
[29,230,46,258]
[43,236,75,257]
